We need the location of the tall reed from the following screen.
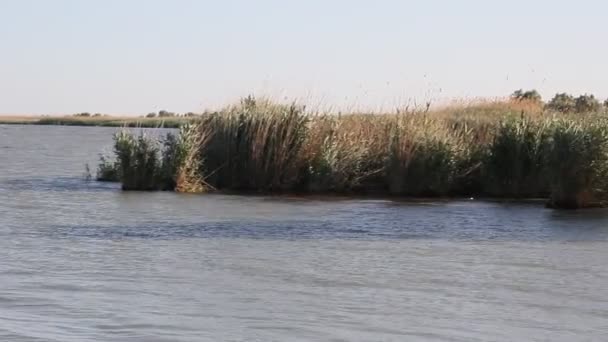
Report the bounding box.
[483,118,551,197]
[114,131,163,191]
[199,98,309,191]
[304,114,391,193]
[546,119,608,208]
[163,123,211,193]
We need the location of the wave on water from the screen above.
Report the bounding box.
[0,177,119,192]
[45,214,608,242]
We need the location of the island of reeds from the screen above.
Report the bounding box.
[93,91,608,209]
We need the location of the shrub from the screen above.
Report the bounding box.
[511,89,542,103]
[158,110,175,117]
[574,94,601,113]
[546,93,576,113]
[146,112,157,118]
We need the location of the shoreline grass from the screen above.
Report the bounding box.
[93,97,608,209]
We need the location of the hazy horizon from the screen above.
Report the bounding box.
[1,0,607,115]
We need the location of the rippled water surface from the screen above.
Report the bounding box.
[2,125,608,341]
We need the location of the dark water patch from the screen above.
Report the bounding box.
[45,212,608,242]
[49,220,364,241]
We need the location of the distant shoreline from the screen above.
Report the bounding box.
[0,116,194,128]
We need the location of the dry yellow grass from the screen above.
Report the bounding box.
[0,116,42,123]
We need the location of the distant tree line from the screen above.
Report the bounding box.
[73,112,104,117]
[145,110,201,118]
[511,89,607,114]
[71,110,205,118]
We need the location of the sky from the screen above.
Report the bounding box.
[1,0,607,115]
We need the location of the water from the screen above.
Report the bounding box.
[2,125,608,341]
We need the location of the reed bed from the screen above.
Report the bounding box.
[96,98,608,209]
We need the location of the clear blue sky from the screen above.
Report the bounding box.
[1,0,607,115]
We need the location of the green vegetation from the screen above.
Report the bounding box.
[546,120,608,208]
[95,94,608,209]
[483,118,551,197]
[546,93,576,113]
[546,93,603,114]
[511,89,542,103]
[574,94,601,113]
[96,155,120,182]
[39,115,194,128]
[97,123,209,191]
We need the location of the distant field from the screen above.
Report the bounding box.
[0,115,195,128]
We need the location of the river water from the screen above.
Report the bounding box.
[1,125,608,341]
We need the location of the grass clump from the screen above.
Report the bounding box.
[95,155,120,182]
[106,124,209,192]
[113,131,164,191]
[387,116,457,196]
[200,97,309,192]
[483,118,551,197]
[546,119,608,208]
[163,123,211,193]
[304,114,390,193]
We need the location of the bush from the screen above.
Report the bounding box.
[158,110,175,118]
[546,93,601,114]
[73,112,91,117]
[511,89,542,103]
[574,94,601,113]
[546,93,576,113]
[146,112,157,118]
